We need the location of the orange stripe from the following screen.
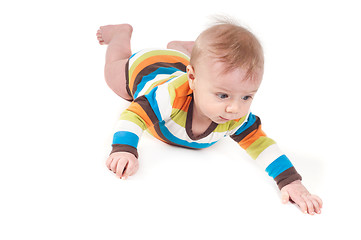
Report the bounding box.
[147,126,165,142]
[153,79,169,88]
[173,81,192,110]
[238,127,266,150]
[127,102,153,127]
[128,102,164,141]
[129,55,189,91]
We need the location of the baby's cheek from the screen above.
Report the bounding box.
[242,104,252,115]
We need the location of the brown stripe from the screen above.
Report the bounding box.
[186,97,218,140]
[274,167,302,190]
[110,144,138,158]
[133,96,171,143]
[134,96,159,124]
[230,116,261,142]
[125,59,133,100]
[132,62,187,95]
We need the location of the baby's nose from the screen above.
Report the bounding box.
[226,102,241,114]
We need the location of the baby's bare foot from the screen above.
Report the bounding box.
[96,24,133,45]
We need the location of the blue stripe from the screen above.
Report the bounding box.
[233,113,257,135]
[265,155,293,178]
[145,87,162,121]
[134,67,180,98]
[112,131,140,148]
[129,50,141,60]
[158,121,218,149]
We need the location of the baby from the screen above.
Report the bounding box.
[96,21,323,215]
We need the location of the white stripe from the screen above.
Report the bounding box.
[165,120,190,141]
[114,120,144,138]
[136,74,170,97]
[128,49,154,68]
[155,82,173,121]
[228,111,251,136]
[254,144,284,170]
[164,120,226,144]
[128,48,189,69]
[136,71,184,97]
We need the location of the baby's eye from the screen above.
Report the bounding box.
[217,93,229,99]
[241,96,252,101]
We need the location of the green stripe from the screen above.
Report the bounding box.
[170,109,187,127]
[213,115,247,133]
[168,75,188,104]
[214,123,230,133]
[120,110,147,130]
[142,76,175,95]
[246,137,276,160]
[129,50,190,78]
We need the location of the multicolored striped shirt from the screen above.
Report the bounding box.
[111,49,301,189]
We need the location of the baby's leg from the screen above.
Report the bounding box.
[97,24,133,100]
[167,41,195,57]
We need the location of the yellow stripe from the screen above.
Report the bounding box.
[246,136,276,160]
[129,50,190,79]
[119,110,147,130]
[170,109,187,127]
[213,115,247,133]
[168,75,189,106]
[142,75,176,96]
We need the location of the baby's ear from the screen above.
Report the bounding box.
[186,65,196,89]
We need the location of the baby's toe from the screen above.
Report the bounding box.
[96,34,104,44]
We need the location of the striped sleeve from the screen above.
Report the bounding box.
[230,113,302,189]
[110,95,160,158]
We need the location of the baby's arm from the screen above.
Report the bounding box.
[230,114,302,189]
[281,180,323,215]
[230,114,323,214]
[108,100,150,179]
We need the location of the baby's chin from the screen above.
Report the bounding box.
[212,116,231,124]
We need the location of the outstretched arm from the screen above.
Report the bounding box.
[230,114,323,214]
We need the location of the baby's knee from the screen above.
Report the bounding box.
[167,41,180,49]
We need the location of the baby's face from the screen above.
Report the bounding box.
[187,58,262,124]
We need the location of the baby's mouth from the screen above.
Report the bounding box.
[219,116,229,121]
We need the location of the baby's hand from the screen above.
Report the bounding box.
[106,152,139,179]
[280,180,323,215]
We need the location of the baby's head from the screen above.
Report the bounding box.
[187,20,264,124]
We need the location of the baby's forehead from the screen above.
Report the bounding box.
[206,58,261,77]
[211,72,261,91]
[205,61,262,88]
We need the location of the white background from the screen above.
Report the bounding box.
[1,0,360,239]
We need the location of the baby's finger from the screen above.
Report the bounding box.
[110,157,120,173]
[124,159,139,179]
[131,161,139,176]
[302,195,315,215]
[311,197,321,214]
[312,195,323,209]
[116,160,128,178]
[297,199,308,214]
[122,161,133,180]
[291,195,307,214]
[281,189,290,204]
[106,156,113,170]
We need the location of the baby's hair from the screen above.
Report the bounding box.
[190,16,264,80]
